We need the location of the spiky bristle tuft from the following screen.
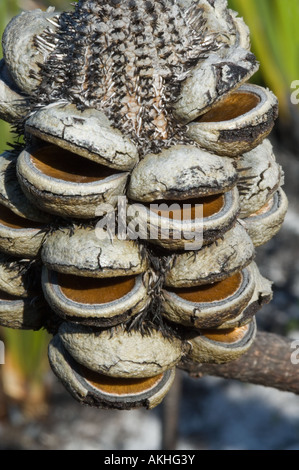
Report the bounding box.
[30,0,229,156]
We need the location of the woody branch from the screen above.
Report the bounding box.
[179,332,299,395]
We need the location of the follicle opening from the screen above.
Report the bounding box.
[200,324,250,344]
[0,205,44,229]
[31,145,118,183]
[78,363,164,396]
[169,272,243,303]
[197,92,261,124]
[57,273,137,304]
[148,194,225,220]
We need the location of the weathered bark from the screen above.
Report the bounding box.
[180,332,299,395]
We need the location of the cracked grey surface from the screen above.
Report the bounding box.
[0,223,46,258]
[173,47,258,123]
[41,226,148,277]
[0,59,29,123]
[25,104,139,171]
[237,139,283,218]
[164,222,254,287]
[58,322,183,378]
[128,145,237,202]
[2,9,59,94]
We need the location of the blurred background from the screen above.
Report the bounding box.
[0,0,299,450]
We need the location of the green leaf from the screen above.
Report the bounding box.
[228,0,299,119]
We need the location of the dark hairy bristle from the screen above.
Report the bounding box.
[121,242,181,339]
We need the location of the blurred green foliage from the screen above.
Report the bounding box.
[228,0,299,120]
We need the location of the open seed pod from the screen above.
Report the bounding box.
[48,335,176,410]
[0,202,46,258]
[25,104,139,171]
[42,267,151,327]
[2,8,60,94]
[237,139,283,218]
[183,318,256,365]
[17,145,129,219]
[161,262,257,329]
[243,188,288,247]
[164,221,255,288]
[57,322,184,378]
[0,149,51,222]
[0,59,28,124]
[41,227,150,326]
[127,144,239,250]
[173,47,258,124]
[218,262,273,329]
[186,84,278,157]
[127,187,239,250]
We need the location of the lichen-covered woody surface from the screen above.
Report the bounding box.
[0,0,288,410]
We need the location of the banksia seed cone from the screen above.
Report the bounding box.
[0,0,287,410]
